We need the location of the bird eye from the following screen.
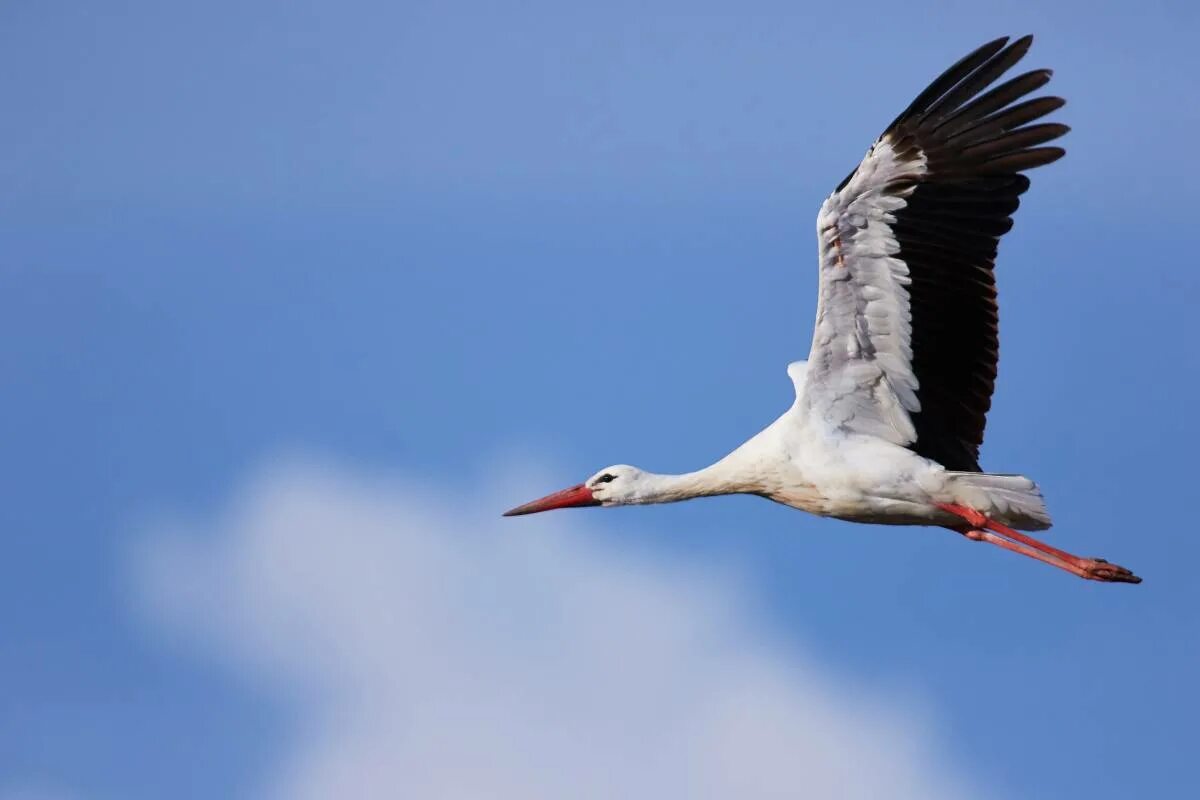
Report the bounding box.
[596,473,616,484]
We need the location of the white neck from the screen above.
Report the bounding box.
[633,457,764,505]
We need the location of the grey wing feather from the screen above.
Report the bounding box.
[798,35,1067,471]
[802,143,923,444]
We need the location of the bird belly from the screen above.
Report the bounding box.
[764,484,944,525]
[822,498,949,527]
[766,432,955,525]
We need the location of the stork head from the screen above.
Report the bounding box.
[502,465,648,516]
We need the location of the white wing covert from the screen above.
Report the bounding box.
[799,35,1067,472]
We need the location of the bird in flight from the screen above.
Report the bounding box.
[504,36,1140,584]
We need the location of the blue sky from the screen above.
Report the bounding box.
[2,1,1198,797]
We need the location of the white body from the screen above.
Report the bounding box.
[591,359,1051,531]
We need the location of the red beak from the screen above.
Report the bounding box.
[502,483,600,516]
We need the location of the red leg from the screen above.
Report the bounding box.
[941,504,1084,566]
[961,529,1101,580]
[938,504,1141,584]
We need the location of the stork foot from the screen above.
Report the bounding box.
[1080,558,1141,584]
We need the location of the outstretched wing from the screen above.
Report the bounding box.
[800,35,1066,472]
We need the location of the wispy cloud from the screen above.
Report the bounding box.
[131,456,989,799]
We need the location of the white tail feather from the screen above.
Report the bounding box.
[946,472,1052,531]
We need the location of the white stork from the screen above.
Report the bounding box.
[504,36,1140,584]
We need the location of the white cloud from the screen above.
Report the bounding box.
[132,456,989,800]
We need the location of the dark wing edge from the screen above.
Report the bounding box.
[850,35,1067,471]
